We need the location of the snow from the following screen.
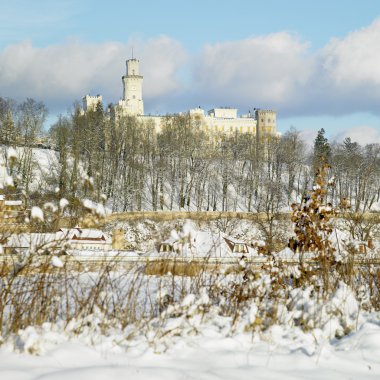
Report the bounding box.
[95,203,106,217]
[1,316,380,379]
[0,257,379,380]
[5,175,14,187]
[371,201,380,211]
[51,255,64,268]
[59,198,69,209]
[3,199,22,206]
[6,147,17,160]
[1,226,380,380]
[82,198,94,210]
[31,206,44,222]
[82,199,108,216]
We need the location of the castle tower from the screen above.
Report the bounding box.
[122,59,144,115]
[255,109,277,140]
[82,95,103,112]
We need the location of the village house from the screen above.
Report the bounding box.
[3,232,65,255]
[2,227,115,255]
[0,195,25,228]
[58,227,112,251]
[155,229,256,259]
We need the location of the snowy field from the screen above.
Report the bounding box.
[1,219,380,379]
[0,264,379,380]
[1,315,380,380]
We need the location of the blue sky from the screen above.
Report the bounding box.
[1,0,380,144]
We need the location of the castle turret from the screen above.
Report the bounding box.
[255,109,277,140]
[122,58,144,115]
[82,95,103,112]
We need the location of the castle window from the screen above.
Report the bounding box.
[268,118,271,123]
[261,119,264,122]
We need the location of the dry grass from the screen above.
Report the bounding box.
[1,224,380,344]
[1,248,380,342]
[145,260,203,276]
[143,258,228,276]
[102,211,291,224]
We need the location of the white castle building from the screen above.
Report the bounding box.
[82,58,277,138]
[116,58,144,116]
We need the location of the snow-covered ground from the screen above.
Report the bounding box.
[1,314,380,380]
[0,264,379,380]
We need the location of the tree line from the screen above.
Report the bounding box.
[1,97,380,216]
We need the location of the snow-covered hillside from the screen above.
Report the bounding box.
[0,146,58,192]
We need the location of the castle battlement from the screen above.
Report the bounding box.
[82,95,102,112]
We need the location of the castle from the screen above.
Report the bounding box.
[82,58,277,139]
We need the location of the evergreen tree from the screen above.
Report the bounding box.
[313,128,331,171]
[343,137,359,155]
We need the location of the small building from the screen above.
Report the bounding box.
[58,227,112,251]
[3,233,64,255]
[0,195,24,224]
[156,229,256,259]
[0,195,27,234]
[223,237,250,254]
[3,227,113,255]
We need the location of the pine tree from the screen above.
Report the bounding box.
[313,128,331,171]
[342,137,359,155]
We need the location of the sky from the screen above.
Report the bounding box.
[1,0,380,144]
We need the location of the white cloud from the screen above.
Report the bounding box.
[2,17,380,120]
[193,32,312,109]
[0,36,187,112]
[298,128,319,149]
[138,36,188,98]
[321,19,380,88]
[192,18,380,116]
[333,126,380,146]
